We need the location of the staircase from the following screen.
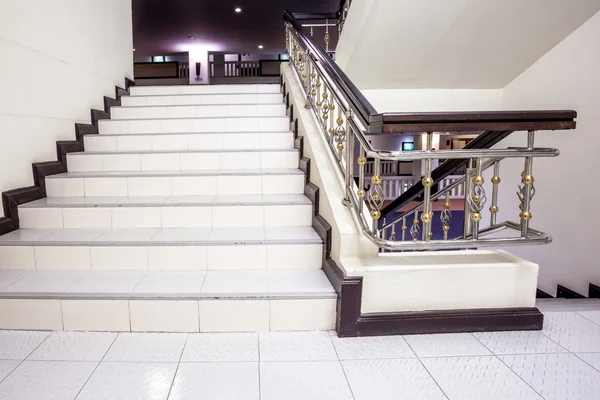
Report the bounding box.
[0,84,336,333]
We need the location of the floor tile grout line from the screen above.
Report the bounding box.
[468,332,546,400]
[403,339,451,400]
[327,333,357,400]
[536,314,582,353]
[73,331,120,400]
[165,333,189,400]
[0,332,52,386]
[571,352,600,373]
[575,311,600,326]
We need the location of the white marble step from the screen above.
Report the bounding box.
[121,92,283,107]
[84,131,294,152]
[129,83,280,96]
[45,169,306,197]
[110,103,286,120]
[66,149,299,172]
[18,195,313,229]
[0,227,323,270]
[98,116,290,134]
[0,270,336,332]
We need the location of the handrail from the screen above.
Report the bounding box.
[284,10,381,131]
[284,10,577,251]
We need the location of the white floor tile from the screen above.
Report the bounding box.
[92,246,148,270]
[208,227,266,242]
[403,333,493,357]
[342,359,447,400]
[501,353,600,400]
[201,271,268,294]
[2,270,88,293]
[264,226,321,241]
[259,331,337,361]
[103,333,187,362]
[94,228,159,242]
[576,352,600,371]
[68,271,145,293]
[267,270,335,294]
[133,271,206,293]
[151,228,211,242]
[330,335,416,360]
[0,229,57,242]
[27,332,116,361]
[260,361,353,400]
[578,311,600,325]
[541,312,600,352]
[0,360,19,382]
[169,362,259,400]
[76,362,177,400]
[39,229,107,242]
[181,333,258,362]
[0,270,30,291]
[472,331,567,355]
[130,300,199,333]
[423,356,542,400]
[61,300,130,331]
[34,246,91,270]
[0,361,97,400]
[0,331,49,360]
[198,300,270,332]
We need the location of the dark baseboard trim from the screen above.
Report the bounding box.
[282,78,544,337]
[0,79,132,235]
[536,289,554,299]
[557,284,586,299]
[589,283,600,298]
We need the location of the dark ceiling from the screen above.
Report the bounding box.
[132,0,340,56]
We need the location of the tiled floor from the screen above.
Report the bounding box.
[0,311,599,399]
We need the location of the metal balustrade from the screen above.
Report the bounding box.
[284,10,576,251]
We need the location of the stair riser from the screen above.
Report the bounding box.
[98,117,290,134]
[111,104,287,120]
[130,84,281,96]
[0,244,323,270]
[121,93,283,107]
[84,132,295,152]
[45,174,305,197]
[19,204,313,229]
[0,297,335,332]
[66,151,299,172]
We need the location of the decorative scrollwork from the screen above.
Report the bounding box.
[468,175,487,222]
[367,175,384,220]
[410,210,421,241]
[334,116,345,151]
[321,91,331,121]
[517,171,536,221]
[389,223,397,241]
[440,197,452,239]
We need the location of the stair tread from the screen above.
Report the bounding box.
[0,227,322,245]
[0,269,336,299]
[20,194,312,208]
[46,168,304,178]
[88,131,292,137]
[114,102,287,108]
[101,115,287,121]
[69,148,298,155]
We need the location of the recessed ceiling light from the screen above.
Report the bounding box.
[235,7,242,13]
[133,49,136,51]
[258,45,263,49]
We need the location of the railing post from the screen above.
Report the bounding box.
[463,159,474,238]
[342,110,354,207]
[490,161,501,226]
[357,147,366,215]
[520,130,535,237]
[421,132,433,241]
[471,158,484,240]
[304,58,312,109]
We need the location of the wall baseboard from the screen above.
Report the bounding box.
[589,283,600,298]
[536,289,555,298]
[282,79,544,337]
[0,78,134,236]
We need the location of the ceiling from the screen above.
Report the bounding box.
[337,0,600,89]
[132,0,340,56]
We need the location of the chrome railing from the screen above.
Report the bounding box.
[285,12,575,251]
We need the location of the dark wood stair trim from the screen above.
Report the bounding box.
[536,289,555,298]
[0,79,133,235]
[589,283,600,298]
[556,284,587,299]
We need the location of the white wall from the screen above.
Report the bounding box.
[0,0,133,216]
[362,89,503,112]
[497,11,600,295]
[337,0,600,89]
